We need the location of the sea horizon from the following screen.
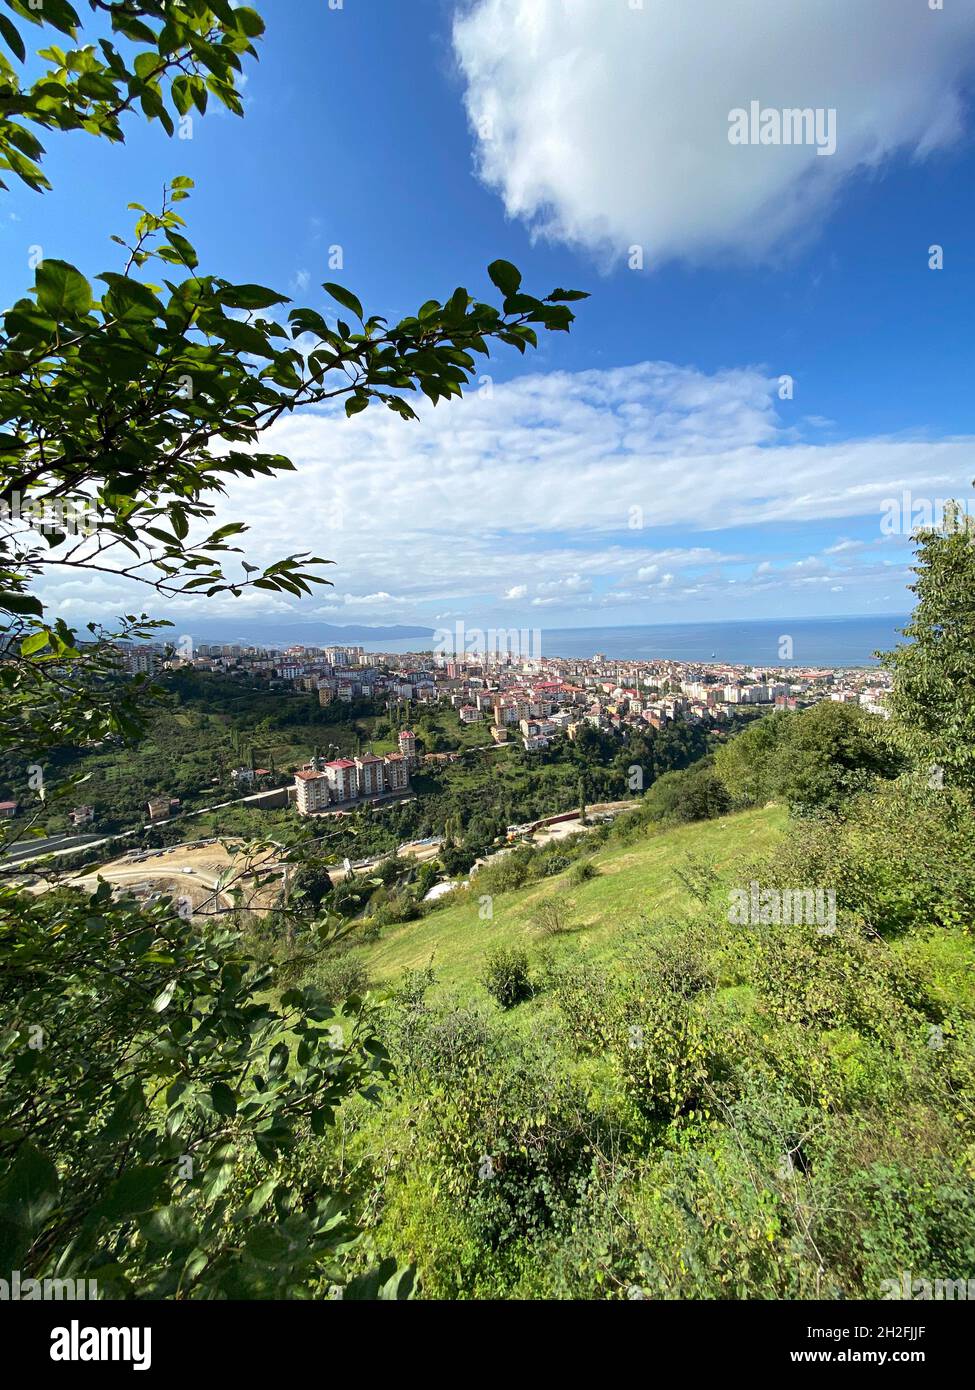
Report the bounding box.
[362,612,910,667]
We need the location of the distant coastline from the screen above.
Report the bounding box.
[361,614,910,667]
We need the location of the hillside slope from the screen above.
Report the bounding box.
[361,805,787,993]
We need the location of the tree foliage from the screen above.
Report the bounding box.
[0,879,391,1297]
[879,501,975,794]
[714,702,900,815]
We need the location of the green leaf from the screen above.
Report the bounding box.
[152,980,176,1012]
[0,1142,60,1233]
[210,1081,237,1116]
[19,630,51,657]
[138,1205,198,1252]
[165,231,199,269]
[218,284,289,310]
[90,1165,169,1223]
[35,259,93,317]
[323,282,364,321]
[0,592,43,617]
[488,259,522,298]
[0,13,27,62]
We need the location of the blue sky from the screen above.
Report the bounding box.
[5,0,975,634]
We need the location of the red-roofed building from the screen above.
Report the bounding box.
[383,752,409,792]
[294,769,330,815]
[324,759,356,803]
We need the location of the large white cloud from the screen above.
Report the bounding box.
[452,0,975,264]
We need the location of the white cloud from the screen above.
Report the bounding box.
[452,0,975,265]
[34,360,969,624]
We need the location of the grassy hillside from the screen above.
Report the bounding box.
[360,805,787,994]
[314,780,975,1300]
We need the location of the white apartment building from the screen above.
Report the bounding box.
[355,753,385,797]
[294,770,331,815]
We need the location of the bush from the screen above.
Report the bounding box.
[478,847,537,894]
[440,844,477,876]
[542,853,571,876]
[312,952,371,1006]
[569,859,598,885]
[614,993,725,1127]
[542,954,621,1053]
[533,897,574,937]
[481,947,534,1009]
[643,761,732,824]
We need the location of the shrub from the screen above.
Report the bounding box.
[614,993,725,1127]
[643,761,732,824]
[542,955,622,1053]
[533,897,574,937]
[542,853,571,876]
[672,851,720,904]
[481,947,534,1009]
[312,953,371,1006]
[478,848,537,894]
[569,859,598,885]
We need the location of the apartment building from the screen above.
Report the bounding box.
[383,752,410,791]
[325,759,357,802]
[356,753,385,797]
[294,751,410,814]
[294,769,332,815]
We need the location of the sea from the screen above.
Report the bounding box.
[362,614,910,668]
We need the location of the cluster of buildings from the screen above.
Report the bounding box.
[292,730,415,816]
[106,638,892,821]
[156,635,893,744]
[435,661,890,748]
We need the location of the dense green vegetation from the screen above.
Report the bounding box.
[287,779,974,1299]
[218,510,974,1300]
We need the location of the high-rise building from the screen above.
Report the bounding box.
[323,759,356,803]
[294,770,330,815]
[383,753,409,791]
[355,753,385,798]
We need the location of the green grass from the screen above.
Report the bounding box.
[362,804,787,995]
